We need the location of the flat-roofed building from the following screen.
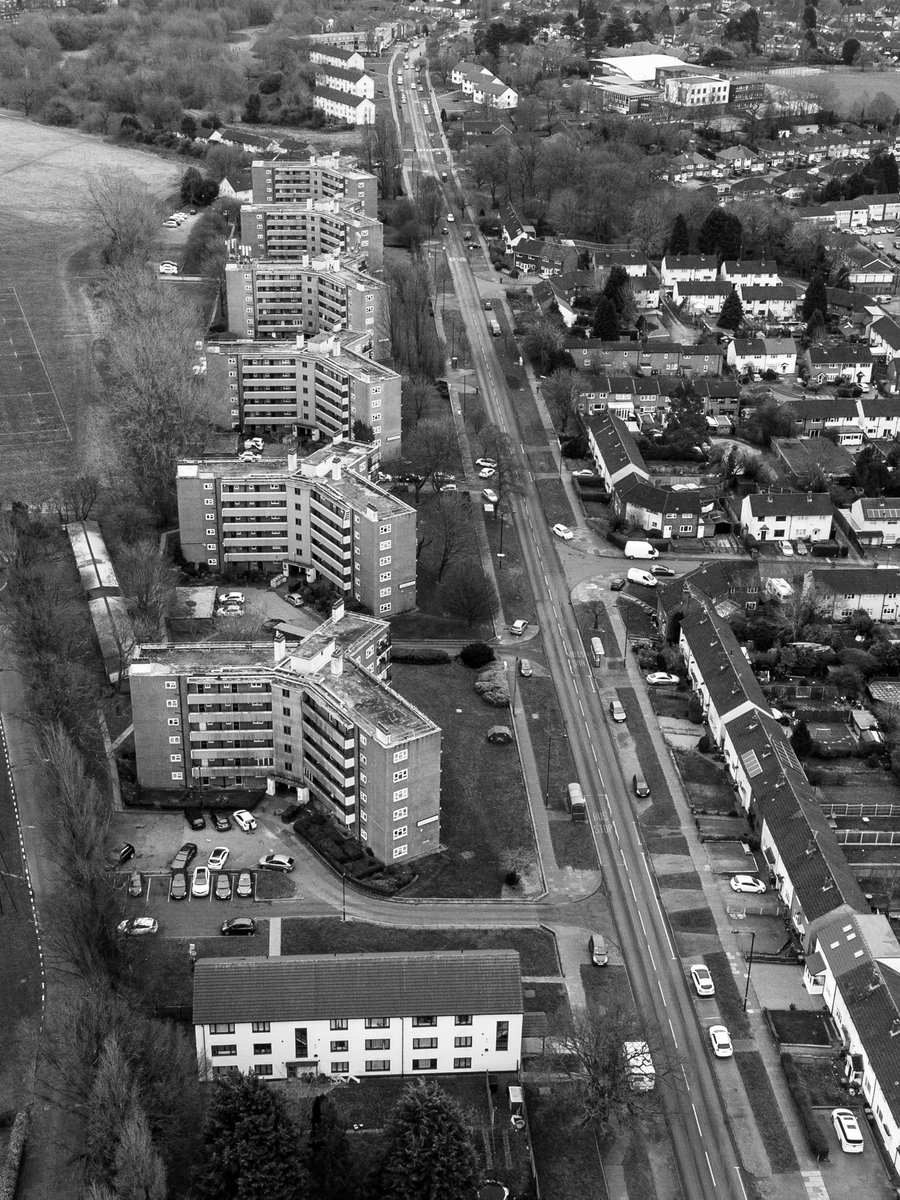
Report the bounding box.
[251,155,378,218]
[237,199,382,270]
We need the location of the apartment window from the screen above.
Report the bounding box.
[393,787,409,802]
[393,845,407,859]
[365,1060,390,1072]
[253,1044,272,1055]
[251,1064,273,1076]
[412,1016,436,1027]
[393,806,408,820]
[455,1015,473,1026]
[365,1039,390,1051]
[393,769,408,783]
[380,587,391,598]
[379,572,391,582]
[393,749,408,763]
[379,524,391,534]
[379,556,391,566]
[212,1065,239,1078]
[360,772,367,784]
[252,1021,270,1032]
[380,603,392,613]
[171,772,183,781]
[361,829,368,841]
[454,1035,473,1047]
[330,1040,349,1053]
[330,1019,348,1030]
[393,826,407,840]
[412,1059,437,1070]
[167,718,180,727]
[365,1017,390,1028]
[496,1021,509,1052]
[204,482,214,491]
[211,1045,237,1056]
[166,700,178,709]
[209,1023,236,1035]
[169,754,182,764]
[413,1038,437,1049]
[360,811,367,823]
[454,1058,472,1069]
[679,525,693,534]
[331,1062,350,1074]
[165,680,177,690]
[379,540,392,551]
[295,1028,308,1058]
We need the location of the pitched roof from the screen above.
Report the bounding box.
[676,281,732,296]
[812,567,900,596]
[807,345,874,366]
[618,475,705,517]
[721,259,779,275]
[662,254,717,271]
[833,959,900,1123]
[692,379,741,399]
[785,396,858,421]
[746,491,834,518]
[587,410,647,478]
[314,85,371,108]
[740,285,797,301]
[317,64,367,83]
[871,316,900,352]
[313,44,362,61]
[860,394,900,417]
[592,249,652,271]
[193,950,524,1025]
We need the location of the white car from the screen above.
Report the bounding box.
[218,592,245,605]
[244,438,264,451]
[438,482,458,492]
[708,1025,733,1058]
[832,1108,864,1153]
[162,219,178,228]
[158,262,178,275]
[192,866,211,897]
[779,539,794,556]
[117,917,159,937]
[208,846,229,871]
[690,964,715,997]
[482,488,499,504]
[478,466,496,479]
[233,809,257,832]
[552,524,574,541]
[475,458,496,469]
[730,874,767,894]
[447,213,455,222]
[572,469,594,477]
[609,699,627,723]
[216,605,243,617]
[509,619,528,636]
[646,672,680,686]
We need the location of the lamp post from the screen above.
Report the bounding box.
[342,871,347,923]
[496,552,506,572]
[732,928,756,1011]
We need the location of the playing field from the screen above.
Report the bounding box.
[767,67,900,115]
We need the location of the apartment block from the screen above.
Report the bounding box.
[193,951,523,1081]
[129,603,441,860]
[237,199,383,271]
[176,441,416,614]
[224,255,384,340]
[251,156,378,218]
[205,332,400,451]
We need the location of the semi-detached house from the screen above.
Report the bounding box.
[727,337,797,376]
[193,950,523,1081]
[810,567,900,623]
[843,498,900,547]
[739,491,834,542]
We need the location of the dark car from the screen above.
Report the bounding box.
[215,873,232,901]
[184,809,206,831]
[221,917,257,936]
[210,811,232,833]
[116,843,136,865]
[170,842,198,872]
[169,871,188,901]
[610,577,626,591]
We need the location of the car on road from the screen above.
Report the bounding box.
[610,577,626,591]
[627,568,657,588]
[222,917,257,936]
[208,846,229,871]
[285,593,304,608]
[185,808,206,831]
[215,873,232,901]
[170,871,188,901]
[832,1108,864,1153]
[236,870,253,899]
[233,809,257,832]
[211,811,231,832]
[779,539,794,556]
[447,213,455,222]
[708,1025,733,1058]
[519,659,532,677]
[159,262,179,275]
[690,964,715,996]
[646,672,680,686]
[609,699,627,723]
[192,866,211,897]
[127,872,143,898]
[651,565,675,577]
[218,592,245,605]
[116,843,136,865]
[258,853,295,873]
[441,227,449,235]
[730,874,767,894]
[552,523,574,541]
[482,488,499,504]
[117,917,159,937]
[509,619,528,636]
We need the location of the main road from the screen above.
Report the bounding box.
[394,54,749,1200]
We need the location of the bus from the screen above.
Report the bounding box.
[590,637,604,667]
[567,782,586,823]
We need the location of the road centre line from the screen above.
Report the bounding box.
[693,1104,703,1137]
[705,1153,716,1188]
[657,979,667,1007]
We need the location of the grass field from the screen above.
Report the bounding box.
[768,68,900,115]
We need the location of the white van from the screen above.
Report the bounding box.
[624,540,659,559]
[623,1041,655,1091]
[627,568,657,588]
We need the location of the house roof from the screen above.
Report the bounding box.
[662,254,718,271]
[740,285,797,301]
[857,496,900,520]
[812,909,900,981]
[871,316,900,352]
[500,201,528,240]
[677,281,732,296]
[860,395,900,418]
[785,397,858,421]
[587,410,647,478]
[693,379,741,399]
[314,85,371,109]
[681,590,769,719]
[193,950,524,1025]
[618,475,705,517]
[313,44,362,62]
[745,491,834,519]
[807,345,873,366]
[592,249,652,272]
[722,259,779,276]
[834,959,900,1124]
[716,145,757,161]
[812,567,900,596]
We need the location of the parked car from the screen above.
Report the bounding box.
[215,873,232,901]
[208,846,229,871]
[779,539,794,556]
[158,262,178,275]
[552,523,574,541]
[651,565,675,577]
[192,866,211,897]
[221,917,257,936]
[478,466,496,478]
[447,213,455,222]
[217,604,244,616]
[117,917,158,937]
[475,458,496,469]
[482,489,499,504]
[218,592,245,605]
[116,843,136,865]
[609,699,627,723]
[211,811,231,832]
[438,482,458,492]
[509,619,528,636]
[235,870,253,899]
[184,809,206,831]
[127,872,143,898]
[610,577,626,591]
[690,964,715,997]
[441,227,449,235]
[233,809,257,832]
[730,874,766,894]
[832,1108,864,1153]
[519,659,532,677]
[258,853,295,873]
[170,871,188,901]
[170,843,198,871]
[646,672,680,686]
[285,593,304,608]
[632,773,650,797]
[572,469,595,477]
[708,1025,733,1058]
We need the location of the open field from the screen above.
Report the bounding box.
[768,68,900,114]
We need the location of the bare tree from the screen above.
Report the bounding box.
[440,558,497,626]
[480,424,524,508]
[403,417,459,491]
[114,539,178,641]
[85,1035,141,1189]
[56,474,102,524]
[83,169,160,266]
[433,494,475,581]
[542,369,582,435]
[402,374,439,427]
[586,597,605,630]
[361,113,402,200]
[114,1108,167,1200]
[415,174,444,236]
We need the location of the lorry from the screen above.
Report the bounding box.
[567,782,586,823]
[624,539,659,559]
[623,1041,655,1091]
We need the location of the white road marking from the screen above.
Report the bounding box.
[657,979,667,1007]
[705,1152,716,1188]
[669,1017,678,1049]
[692,1103,703,1136]
[681,1064,691,1090]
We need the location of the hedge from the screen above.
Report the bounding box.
[781,1053,830,1161]
[605,529,670,552]
[392,647,452,664]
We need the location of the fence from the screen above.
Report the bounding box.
[821,802,900,818]
[835,829,900,846]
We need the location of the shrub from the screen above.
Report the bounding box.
[688,694,705,724]
[475,661,510,707]
[460,642,495,668]
[698,734,714,753]
[804,766,824,786]
[392,647,452,664]
[781,1054,830,1161]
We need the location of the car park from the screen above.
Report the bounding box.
[708,1025,733,1058]
[208,846,229,871]
[482,488,499,504]
[651,565,675,577]
[646,672,680,686]
[170,871,188,901]
[127,872,143,898]
[211,811,231,832]
[258,853,295,873]
[509,619,528,636]
[192,866,211,896]
[116,843,136,865]
[222,917,257,936]
[552,523,574,541]
[730,874,767,894]
[233,809,257,831]
[215,873,232,901]
[185,809,206,831]
[117,917,159,937]
[235,870,253,899]
[609,699,627,723]
[690,964,715,996]
[832,1108,864,1153]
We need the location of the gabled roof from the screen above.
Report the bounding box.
[657,559,759,622]
[785,396,858,420]
[740,285,797,301]
[680,590,769,719]
[676,281,732,296]
[858,496,900,519]
[745,491,834,519]
[618,475,705,517]
[587,410,647,479]
[592,249,652,271]
[193,950,524,1025]
[721,259,779,276]
[662,254,718,271]
[812,567,900,596]
[313,44,363,62]
[692,379,741,399]
[716,144,758,161]
[860,394,900,418]
[314,85,371,108]
[833,959,900,1123]
[871,316,900,352]
[807,345,873,366]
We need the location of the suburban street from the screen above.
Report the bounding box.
[395,57,748,1200]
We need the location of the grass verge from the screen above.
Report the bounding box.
[616,689,678,828]
[550,822,599,870]
[623,1128,655,1200]
[518,674,576,814]
[668,908,717,934]
[525,1085,609,1199]
[656,870,703,890]
[700,951,751,1037]
[523,981,572,1033]
[580,964,632,1020]
[130,931,269,1010]
[734,1050,799,1175]
[391,660,536,896]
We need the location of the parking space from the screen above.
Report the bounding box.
[119,870,259,904]
[817,1108,897,1198]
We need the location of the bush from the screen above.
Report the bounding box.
[688,694,705,724]
[392,647,452,664]
[280,802,302,824]
[460,642,495,668]
[698,734,714,753]
[781,1054,830,1161]
[804,766,824,786]
[475,661,510,707]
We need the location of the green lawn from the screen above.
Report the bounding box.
[580,964,632,1020]
[668,907,717,934]
[734,1050,799,1175]
[550,822,599,871]
[391,660,537,896]
[280,919,560,975]
[130,931,269,1010]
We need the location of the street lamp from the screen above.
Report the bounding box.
[496,552,506,571]
[732,928,757,1011]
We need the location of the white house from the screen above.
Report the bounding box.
[811,567,900,622]
[740,491,834,542]
[720,260,782,288]
[310,45,366,71]
[313,86,375,126]
[316,65,375,100]
[660,254,718,287]
[868,316,900,360]
[843,497,900,546]
[857,395,900,439]
[738,285,798,321]
[672,280,732,315]
[727,337,797,376]
[193,950,524,1081]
